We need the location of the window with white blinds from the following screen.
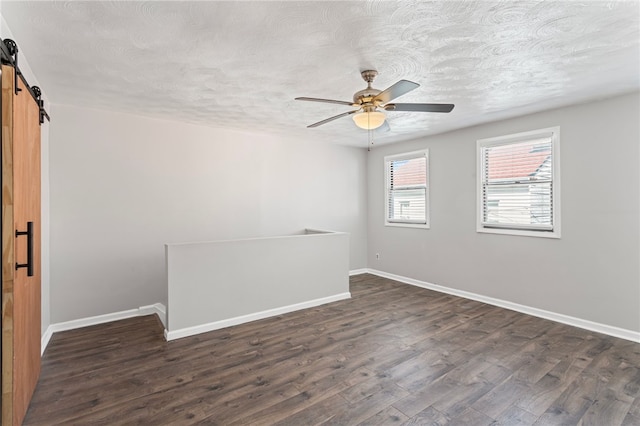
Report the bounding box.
[385,150,429,228]
[477,127,560,238]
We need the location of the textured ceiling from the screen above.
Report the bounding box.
[2,1,639,147]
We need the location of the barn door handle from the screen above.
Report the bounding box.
[15,221,33,277]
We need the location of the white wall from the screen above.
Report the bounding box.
[367,92,640,332]
[1,17,51,338]
[49,105,367,323]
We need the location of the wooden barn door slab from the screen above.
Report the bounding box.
[2,64,42,426]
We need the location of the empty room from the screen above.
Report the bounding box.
[1,1,639,425]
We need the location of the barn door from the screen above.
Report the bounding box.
[2,64,42,425]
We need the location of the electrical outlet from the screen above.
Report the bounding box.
[375,253,380,259]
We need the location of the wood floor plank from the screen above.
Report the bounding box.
[494,405,538,425]
[534,373,602,425]
[514,356,592,416]
[512,355,562,384]
[22,274,640,425]
[430,377,495,419]
[471,375,535,419]
[400,406,449,425]
[448,407,495,425]
[622,397,640,425]
[579,387,634,426]
[392,375,458,417]
[326,380,409,425]
[272,393,349,426]
[358,405,408,425]
[228,367,372,425]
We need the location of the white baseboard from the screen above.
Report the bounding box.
[40,327,54,355]
[41,302,167,355]
[365,268,640,343]
[41,267,639,354]
[139,303,167,328]
[165,292,351,341]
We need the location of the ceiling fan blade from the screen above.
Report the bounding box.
[295,97,355,106]
[385,103,455,113]
[373,80,419,104]
[307,110,357,128]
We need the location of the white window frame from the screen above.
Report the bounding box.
[476,126,561,239]
[384,149,430,229]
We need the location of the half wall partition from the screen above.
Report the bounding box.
[165,229,350,340]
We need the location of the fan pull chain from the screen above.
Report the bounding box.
[367,113,373,151]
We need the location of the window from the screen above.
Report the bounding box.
[477,127,560,238]
[385,150,429,228]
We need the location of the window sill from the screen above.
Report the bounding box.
[385,222,430,230]
[477,227,560,239]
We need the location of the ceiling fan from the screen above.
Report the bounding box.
[295,70,454,130]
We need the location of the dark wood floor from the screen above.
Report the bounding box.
[25,274,640,425]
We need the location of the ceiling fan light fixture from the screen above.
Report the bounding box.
[352,110,385,130]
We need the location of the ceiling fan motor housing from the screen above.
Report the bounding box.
[353,70,382,104]
[354,70,382,105]
[353,88,381,104]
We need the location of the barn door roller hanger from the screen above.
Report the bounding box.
[1,38,50,124]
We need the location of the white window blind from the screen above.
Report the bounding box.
[385,151,428,226]
[480,136,554,231]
